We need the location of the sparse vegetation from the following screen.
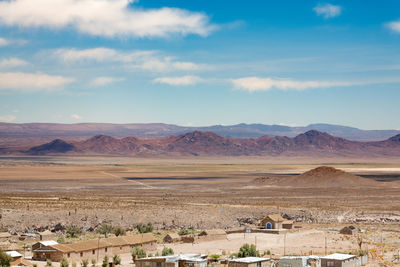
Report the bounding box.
[136,222,153,233]
[237,244,260,258]
[81,259,89,267]
[0,249,12,267]
[57,236,66,243]
[102,256,109,267]
[98,224,113,237]
[91,259,97,267]
[131,247,147,261]
[113,226,126,237]
[112,255,121,266]
[162,247,174,256]
[66,225,82,238]
[209,254,220,260]
[46,259,53,267]
[60,257,69,267]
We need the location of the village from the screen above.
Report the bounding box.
[1,214,396,267]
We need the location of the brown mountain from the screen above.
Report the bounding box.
[9,130,400,157]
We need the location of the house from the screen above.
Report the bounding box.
[259,214,285,229]
[32,233,157,262]
[163,233,181,243]
[282,220,294,230]
[228,257,271,267]
[321,254,360,267]
[38,230,55,241]
[278,255,321,267]
[6,251,33,267]
[198,230,227,241]
[135,254,208,267]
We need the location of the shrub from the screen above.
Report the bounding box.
[113,226,126,237]
[136,223,153,233]
[91,259,97,267]
[162,247,174,256]
[57,236,66,243]
[72,261,77,267]
[102,256,109,267]
[178,229,190,236]
[209,254,220,260]
[237,244,260,258]
[113,255,121,266]
[46,259,53,267]
[81,259,89,267]
[33,264,38,267]
[264,250,271,256]
[60,258,69,267]
[0,249,12,267]
[66,226,82,238]
[98,224,113,238]
[131,247,147,261]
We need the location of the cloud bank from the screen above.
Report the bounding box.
[0,72,74,91]
[90,76,125,86]
[0,0,215,38]
[386,20,400,33]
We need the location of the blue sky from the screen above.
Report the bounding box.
[0,0,399,129]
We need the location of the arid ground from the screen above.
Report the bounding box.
[1,156,400,264]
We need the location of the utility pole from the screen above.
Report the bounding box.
[324,234,327,255]
[97,236,100,262]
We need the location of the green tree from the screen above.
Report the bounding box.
[91,259,97,267]
[98,224,113,238]
[112,255,121,266]
[60,257,69,267]
[0,250,12,267]
[102,256,109,267]
[135,223,153,233]
[33,264,38,267]
[113,226,126,237]
[66,226,82,238]
[81,259,89,267]
[237,244,260,258]
[46,259,53,267]
[131,247,146,261]
[161,247,174,256]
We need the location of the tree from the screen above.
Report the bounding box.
[161,247,174,256]
[112,255,121,266]
[0,250,12,267]
[135,223,153,233]
[33,264,38,267]
[60,257,69,267]
[102,256,109,267]
[81,259,89,267]
[237,244,260,258]
[91,259,97,267]
[66,226,82,238]
[131,247,146,261]
[46,259,53,267]
[98,224,113,238]
[113,226,126,237]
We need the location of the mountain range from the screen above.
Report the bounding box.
[3,130,400,157]
[1,122,399,148]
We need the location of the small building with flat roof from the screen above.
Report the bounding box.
[135,254,208,267]
[278,255,321,267]
[228,257,271,267]
[321,253,359,267]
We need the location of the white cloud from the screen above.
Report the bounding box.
[0,0,215,38]
[231,77,360,92]
[0,37,9,47]
[90,76,125,86]
[231,76,400,92]
[0,58,29,68]
[53,47,209,72]
[71,114,82,120]
[154,75,203,86]
[386,20,400,33]
[0,72,74,91]
[314,4,342,18]
[0,114,16,122]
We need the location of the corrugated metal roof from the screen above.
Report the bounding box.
[322,253,356,260]
[39,241,58,246]
[6,251,22,258]
[229,257,270,263]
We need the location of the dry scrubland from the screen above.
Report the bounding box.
[0,156,400,263]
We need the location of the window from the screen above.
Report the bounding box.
[327,261,334,267]
[67,253,70,258]
[93,250,95,255]
[120,246,122,250]
[257,262,261,267]
[105,248,108,253]
[80,252,83,257]
[156,262,161,267]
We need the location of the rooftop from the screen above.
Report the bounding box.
[229,257,270,263]
[39,240,58,246]
[6,251,22,258]
[322,253,356,260]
